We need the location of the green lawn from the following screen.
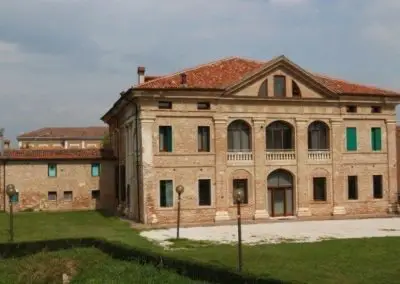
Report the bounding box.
[1,211,400,284]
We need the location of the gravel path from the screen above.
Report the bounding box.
[140,218,400,246]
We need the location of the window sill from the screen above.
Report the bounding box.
[310,200,329,204]
[155,152,215,156]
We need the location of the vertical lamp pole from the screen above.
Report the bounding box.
[234,187,244,272]
[175,185,185,239]
[6,184,17,242]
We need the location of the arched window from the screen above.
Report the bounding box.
[266,121,294,150]
[267,169,293,188]
[258,79,268,97]
[308,121,329,150]
[228,120,252,152]
[292,81,301,97]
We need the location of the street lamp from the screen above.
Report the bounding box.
[6,184,17,242]
[175,185,184,239]
[234,187,244,272]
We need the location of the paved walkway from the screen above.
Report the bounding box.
[140,217,400,246]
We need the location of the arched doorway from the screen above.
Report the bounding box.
[267,169,294,217]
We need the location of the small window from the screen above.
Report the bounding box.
[274,76,286,97]
[158,101,172,109]
[373,175,383,199]
[91,163,100,177]
[10,192,19,203]
[63,191,73,201]
[159,126,172,152]
[346,105,357,113]
[371,106,382,113]
[258,79,268,97]
[198,179,211,206]
[233,179,249,204]
[91,189,100,200]
[348,176,358,200]
[313,177,326,201]
[160,180,173,207]
[198,126,210,152]
[48,163,57,177]
[292,81,301,97]
[197,102,210,110]
[371,127,382,151]
[48,191,57,201]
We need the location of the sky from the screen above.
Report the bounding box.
[1,0,400,143]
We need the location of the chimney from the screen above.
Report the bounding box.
[180,73,187,87]
[137,66,146,85]
[0,128,4,156]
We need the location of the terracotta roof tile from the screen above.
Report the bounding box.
[0,149,115,161]
[137,57,264,89]
[135,57,400,96]
[18,126,109,140]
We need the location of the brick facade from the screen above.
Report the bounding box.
[102,56,400,225]
[0,149,116,212]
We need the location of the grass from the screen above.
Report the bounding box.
[0,248,204,284]
[1,211,400,283]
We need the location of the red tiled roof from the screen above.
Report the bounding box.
[135,56,400,96]
[137,57,264,89]
[18,126,109,140]
[0,149,115,161]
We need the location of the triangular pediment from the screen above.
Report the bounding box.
[223,56,338,99]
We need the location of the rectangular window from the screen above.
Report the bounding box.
[233,179,249,204]
[348,176,358,200]
[91,163,100,177]
[274,76,286,97]
[48,191,57,201]
[313,177,326,201]
[346,105,357,113]
[371,127,382,151]
[197,102,210,110]
[91,189,100,200]
[198,126,210,152]
[160,180,173,207]
[158,101,172,109]
[48,163,57,177]
[63,191,73,201]
[373,175,383,199]
[371,106,381,113]
[198,179,211,206]
[346,127,357,151]
[159,126,172,152]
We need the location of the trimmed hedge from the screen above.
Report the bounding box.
[0,238,295,284]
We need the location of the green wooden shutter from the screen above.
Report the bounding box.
[166,126,172,152]
[371,128,382,151]
[346,127,357,151]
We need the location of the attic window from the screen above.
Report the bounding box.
[346,105,357,113]
[197,102,210,110]
[274,76,286,97]
[158,101,172,109]
[292,81,301,97]
[371,106,382,113]
[258,79,268,97]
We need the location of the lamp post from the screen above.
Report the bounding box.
[175,185,185,239]
[234,187,244,272]
[6,184,16,242]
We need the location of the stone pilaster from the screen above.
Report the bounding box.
[140,115,157,224]
[331,118,346,215]
[295,118,311,217]
[253,118,269,219]
[385,119,398,213]
[213,116,230,222]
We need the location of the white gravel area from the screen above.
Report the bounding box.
[140,218,400,246]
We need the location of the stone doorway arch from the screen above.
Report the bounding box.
[267,169,294,217]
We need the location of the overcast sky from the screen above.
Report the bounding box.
[1,0,399,142]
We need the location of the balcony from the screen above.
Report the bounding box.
[227,151,253,162]
[308,150,331,160]
[266,150,296,161]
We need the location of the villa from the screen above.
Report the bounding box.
[102,55,400,225]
